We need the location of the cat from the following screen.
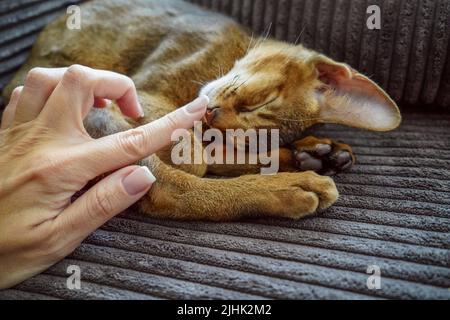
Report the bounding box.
[3,0,401,221]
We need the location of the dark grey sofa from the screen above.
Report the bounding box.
[0,0,449,299]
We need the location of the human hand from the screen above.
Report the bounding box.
[0,65,207,289]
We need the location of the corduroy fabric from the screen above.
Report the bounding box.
[188,0,450,109]
[0,0,84,106]
[0,0,449,300]
[1,1,450,109]
[1,113,449,300]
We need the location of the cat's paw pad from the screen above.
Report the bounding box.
[292,138,355,176]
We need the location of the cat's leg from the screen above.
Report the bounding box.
[207,137,354,176]
[156,132,208,177]
[290,136,355,176]
[182,135,354,177]
[206,147,298,176]
[138,155,338,220]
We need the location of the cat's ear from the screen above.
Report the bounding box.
[311,55,401,131]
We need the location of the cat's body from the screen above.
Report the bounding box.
[3,0,401,220]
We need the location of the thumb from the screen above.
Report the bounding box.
[56,165,155,240]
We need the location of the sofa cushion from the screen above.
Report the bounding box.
[0,113,449,299]
[1,0,450,109]
[188,0,450,110]
[0,0,449,300]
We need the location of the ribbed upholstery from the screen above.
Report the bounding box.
[1,1,450,109]
[0,0,449,300]
[1,113,449,300]
[0,0,84,106]
[188,0,450,109]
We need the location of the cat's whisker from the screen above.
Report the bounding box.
[256,24,271,50]
[191,79,206,86]
[262,23,272,42]
[215,63,226,78]
[231,74,240,86]
[232,76,252,92]
[275,117,326,123]
[251,23,272,52]
[252,37,263,51]
[245,32,255,55]
[294,25,306,46]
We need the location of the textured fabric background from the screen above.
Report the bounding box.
[1,114,449,300]
[0,0,449,300]
[0,0,85,106]
[188,0,450,110]
[1,0,450,109]
[190,0,450,109]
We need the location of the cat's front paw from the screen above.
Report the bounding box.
[291,136,355,176]
[266,171,338,219]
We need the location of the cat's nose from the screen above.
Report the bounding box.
[205,105,220,124]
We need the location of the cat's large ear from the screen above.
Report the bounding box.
[311,55,401,131]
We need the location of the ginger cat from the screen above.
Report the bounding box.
[3,0,401,221]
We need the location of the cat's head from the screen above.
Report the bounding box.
[200,41,401,142]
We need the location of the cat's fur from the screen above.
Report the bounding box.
[3,0,401,220]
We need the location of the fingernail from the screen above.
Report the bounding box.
[122,166,156,195]
[185,95,209,114]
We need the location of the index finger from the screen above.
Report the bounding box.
[69,96,208,179]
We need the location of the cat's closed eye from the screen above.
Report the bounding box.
[237,96,279,113]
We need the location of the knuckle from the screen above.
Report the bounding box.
[11,86,23,98]
[121,75,135,88]
[66,64,86,75]
[25,67,47,88]
[63,64,88,86]
[117,127,148,158]
[90,186,115,219]
[164,114,179,130]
